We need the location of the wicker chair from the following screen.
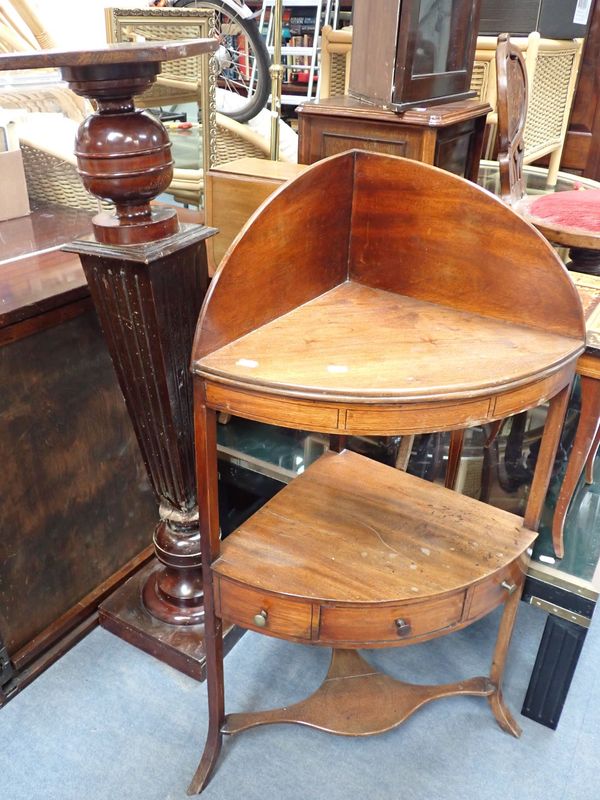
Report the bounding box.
[168,111,275,205]
[470,34,583,185]
[105,6,284,208]
[318,25,353,100]
[0,87,105,212]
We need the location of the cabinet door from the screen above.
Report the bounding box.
[394,0,481,106]
[561,0,600,179]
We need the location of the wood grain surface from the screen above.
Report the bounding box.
[348,153,584,339]
[197,282,580,403]
[193,151,585,385]
[299,95,490,127]
[0,39,217,70]
[213,450,536,605]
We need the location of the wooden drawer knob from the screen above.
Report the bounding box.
[395,618,411,637]
[501,580,517,595]
[253,609,268,627]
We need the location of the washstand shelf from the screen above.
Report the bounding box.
[188,150,586,793]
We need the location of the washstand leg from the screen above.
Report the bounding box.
[488,581,524,737]
[584,427,600,484]
[445,429,465,489]
[523,383,572,558]
[189,402,224,795]
[552,378,600,557]
[188,623,224,795]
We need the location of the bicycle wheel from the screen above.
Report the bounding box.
[175,0,271,122]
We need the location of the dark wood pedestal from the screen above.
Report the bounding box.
[99,562,244,680]
[65,225,219,678]
[0,40,227,680]
[297,95,491,182]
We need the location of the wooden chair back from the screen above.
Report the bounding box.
[496,33,528,206]
[471,33,582,183]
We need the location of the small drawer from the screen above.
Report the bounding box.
[204,382,340,431]
[318,592,465,645]
[492,371,568,417]
[344,398,491,435]
[466,561,525,623]
[216,577,313,640]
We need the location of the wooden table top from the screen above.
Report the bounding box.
[0,202,204,331]
[214,449,536,604]
[298,95,492,127]
[0,40,217,71]
[0,203,93,329]
[196,281,582,404]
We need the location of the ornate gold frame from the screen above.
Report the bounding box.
[105,6,217,175]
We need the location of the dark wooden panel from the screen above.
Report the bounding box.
[479,0,592,38]
[349,0,481,110]
[560,0,600,179]
[521,615,588,729]
[0,308,155,654]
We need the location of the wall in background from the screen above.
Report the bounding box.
[28,1,145,47]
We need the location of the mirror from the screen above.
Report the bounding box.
[105,6,216,210]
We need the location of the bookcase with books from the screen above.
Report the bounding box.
[256,1,343,106]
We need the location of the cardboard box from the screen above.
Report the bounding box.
[0,149,31,222]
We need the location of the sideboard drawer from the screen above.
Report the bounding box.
[318,592,466,645]
[216,577,314,640]
[466,561,525,622]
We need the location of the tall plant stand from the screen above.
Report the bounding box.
[0,41,241,680]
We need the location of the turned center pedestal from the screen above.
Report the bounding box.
[0,39,224,676]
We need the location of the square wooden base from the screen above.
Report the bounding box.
[99,560,243,681]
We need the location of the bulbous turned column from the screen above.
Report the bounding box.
[61,53,182,246]
[0,41,219,662]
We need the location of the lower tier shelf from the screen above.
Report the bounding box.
[212,450,537,647]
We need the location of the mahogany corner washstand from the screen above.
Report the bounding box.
[0,41,227,679]
[188,150,585,792]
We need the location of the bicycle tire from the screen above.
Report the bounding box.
[175,0,271,122]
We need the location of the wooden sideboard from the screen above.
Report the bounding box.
[0,203,157,704]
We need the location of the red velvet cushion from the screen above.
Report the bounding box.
[529,189,600,232]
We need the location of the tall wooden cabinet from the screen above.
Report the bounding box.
[350,0,483,110]
[561,0,600,179]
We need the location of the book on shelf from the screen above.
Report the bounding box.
[261,6,318,39]
[221,28,251,81]
[289,11,317,36]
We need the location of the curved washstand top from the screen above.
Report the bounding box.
[192,150,585,405]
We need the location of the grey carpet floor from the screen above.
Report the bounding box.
[1,600,598,800]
